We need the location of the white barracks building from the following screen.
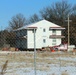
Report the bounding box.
[15,20,65,49]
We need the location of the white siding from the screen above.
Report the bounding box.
[56,30,61,35]
[27,29,34,48]
[27,27,62,48]
[36,27,43,48]
[27,28,43,49]
[56,39,61,45]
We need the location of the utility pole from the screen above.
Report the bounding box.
[65,14,72,46]
[68,14,70,45]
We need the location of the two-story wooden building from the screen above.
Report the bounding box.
[15,20,65,49]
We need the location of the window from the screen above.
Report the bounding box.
[43,39,46,43]
[52,43,56,45]
[52,39,56,45]
[43,29,46,32]
[52,29,56,35]
[52,39,56,42]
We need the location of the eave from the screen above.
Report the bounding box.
[50,27,65,30]
[49,35,65,38]
[26,27,37,29]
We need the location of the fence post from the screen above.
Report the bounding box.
[34,28,36,75]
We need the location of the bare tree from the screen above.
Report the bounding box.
[0,30,8,48]
[28,14,41,24]
[9,13,28,30]
[40,0,71,26]
[72,4,76,15]
[68,5,76,46]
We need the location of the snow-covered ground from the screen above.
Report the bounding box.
[0,51,76,75]
[5,65,76,75]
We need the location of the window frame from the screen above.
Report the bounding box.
[52,29,56,35]
[52,38,56,45]
[43,28,46,32]
[43,39,46,43]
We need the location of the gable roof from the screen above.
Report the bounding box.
[15,19,65,31]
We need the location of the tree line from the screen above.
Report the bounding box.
[0,0,76,47]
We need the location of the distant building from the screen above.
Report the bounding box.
[15,20,65,49]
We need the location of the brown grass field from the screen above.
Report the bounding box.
[0,51,76,75]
